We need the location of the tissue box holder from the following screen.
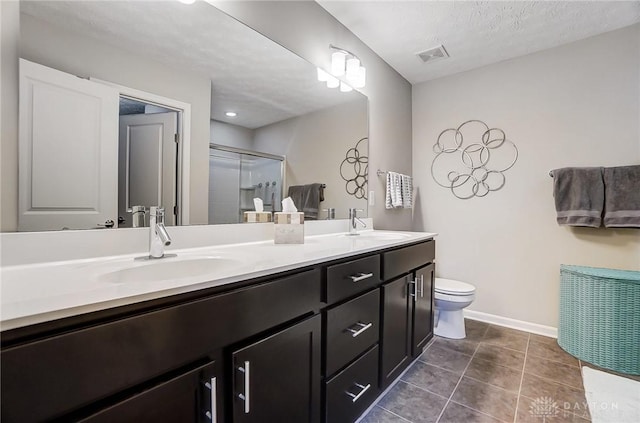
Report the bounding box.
[274,212,304,244]
[243,212,272,223]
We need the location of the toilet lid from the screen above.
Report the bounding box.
[435,278,476,295]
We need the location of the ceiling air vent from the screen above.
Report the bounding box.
[416,45,449,64]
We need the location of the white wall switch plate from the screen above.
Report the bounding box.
[369,190,375,206]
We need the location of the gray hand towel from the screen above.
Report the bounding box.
[287,183,324,220]
[552,167,604,227]
[603,165,640,228]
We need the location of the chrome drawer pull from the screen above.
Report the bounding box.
[409,279,417,298]
[345,383,371,403]
[204,377,217,422]
[346,322,373,337]
[420,275,424,298]
[349,272,374,282]
[237,361,250,414]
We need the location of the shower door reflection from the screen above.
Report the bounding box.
[208,145,284,224]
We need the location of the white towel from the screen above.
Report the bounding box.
[386,172,402,209]
[401,174,413,209]
[386,172,413,209]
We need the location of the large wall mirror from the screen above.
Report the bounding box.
[12,0,368,232]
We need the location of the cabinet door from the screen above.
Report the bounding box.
[231,315,321,423]
[380,276,412,388]
[412,263,435,357]
[79,360,220,423]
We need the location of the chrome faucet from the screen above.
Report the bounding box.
[348,208,366,236]
[148,206,171,258]
[128,205,147,228]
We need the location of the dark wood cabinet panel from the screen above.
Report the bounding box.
[382,240,435,281]
[1,269,321,422]
[380,276,412,388]
[326,255,381,304]
[325,289,380,377]
[325,345,379,423]
[231,314,321,423]
[412,263,435,357]
[79,360,219,423]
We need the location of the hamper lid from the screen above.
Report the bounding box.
[561,265,640,282]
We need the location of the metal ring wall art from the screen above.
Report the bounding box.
[340,137,368,200]
[431,120,518,199]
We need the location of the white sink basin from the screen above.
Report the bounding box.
[99,256,243,284]
[346,232,412,241]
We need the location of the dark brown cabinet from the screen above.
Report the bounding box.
[380,241,436,388]
[231,315,321,423]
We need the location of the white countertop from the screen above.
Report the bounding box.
[1,230,435,331]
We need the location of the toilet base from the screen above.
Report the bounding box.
[434,308,466,339]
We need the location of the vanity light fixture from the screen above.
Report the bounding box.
[225,111,237,117]
[340,82,353,92]
[329,45,366,89]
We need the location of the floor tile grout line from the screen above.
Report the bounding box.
[448,399,510,423]
[522,368,585,392]
[513,333,531,423]
[461,374,522,394]
[416,357,470,376]
[434,340,480,423]
[398,379,451,401]
[525,349,581,368]
[375,405,414,423]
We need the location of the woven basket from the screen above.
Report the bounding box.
[558,265,640,375]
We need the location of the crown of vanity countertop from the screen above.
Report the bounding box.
[0,228,436,331]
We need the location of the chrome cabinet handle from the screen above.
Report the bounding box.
[409,279,417,299]
[420,275,424,298]
[350,272,374,282]
[204,377,217,422]
[346,322,373,337]
[345,383,371,403]
[237,361,250,414]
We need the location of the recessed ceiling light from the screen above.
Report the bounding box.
[225,112,237,117]
[177,0,196,5]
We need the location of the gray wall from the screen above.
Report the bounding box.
[412,24,640,327]
[213,1,413,230]
[211,120,255,150]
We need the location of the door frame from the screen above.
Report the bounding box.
[91,78,191,225]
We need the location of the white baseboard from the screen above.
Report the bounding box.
[464,309,558,338]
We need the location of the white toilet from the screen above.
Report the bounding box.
[434,278,476,339]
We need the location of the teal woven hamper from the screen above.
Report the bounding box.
[558,265,640,375]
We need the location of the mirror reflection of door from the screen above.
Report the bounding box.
[118,99,178,227]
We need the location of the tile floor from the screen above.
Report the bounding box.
[360,319,640,423]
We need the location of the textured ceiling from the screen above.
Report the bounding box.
[21,1,363,129]
[318,0,640,84]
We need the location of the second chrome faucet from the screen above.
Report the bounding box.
[348,208,366,235]
[148,206,172,259]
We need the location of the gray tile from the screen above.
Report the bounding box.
[520,373,589,419]
[516,396,590,422]
[451,377,518,422]
[419,343,473,374]
[359,406,411,423]
[482,326,529,352]
[433,336,479,356]
[475,343,526,371]
[439,401,503,423]
[464,357,523,393]
[465,319,490,341]
[529,333,558,346]
[401,361,460,398]
[527,339,579,367]
[525,354,584,390]
[378,381,447,423]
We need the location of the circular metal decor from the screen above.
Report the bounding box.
[340,137,368,200]
[431,120,518,200]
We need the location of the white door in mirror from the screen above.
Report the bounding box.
[18,59,119,231]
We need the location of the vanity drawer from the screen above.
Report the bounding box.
[325,345,379,423]
[382,240,435,281]
[1,268,321,422]
[326,254,381,304]
[325,289,380,377]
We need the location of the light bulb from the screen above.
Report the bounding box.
[326,75,339,88]
[346,57,360,82]
[178,0,196,4]
[317,68,329,82]
[225,111,237,117]
[340,82,353,92]
[331,51,346,76]
[352,66,366,88]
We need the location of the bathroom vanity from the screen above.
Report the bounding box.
[0,231,435,422]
